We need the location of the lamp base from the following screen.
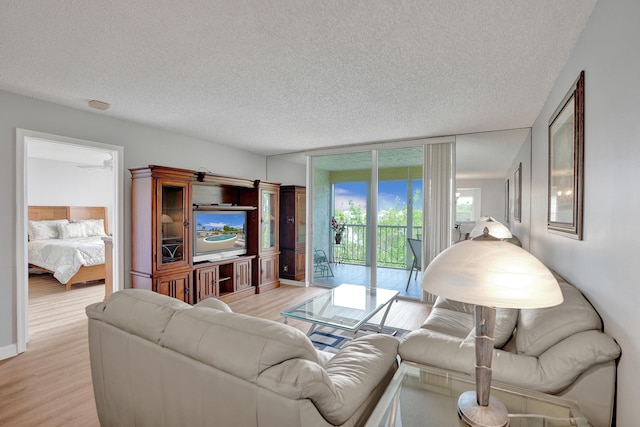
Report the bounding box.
[457,391,509,427]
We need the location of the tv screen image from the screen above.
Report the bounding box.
[193,211,247,262]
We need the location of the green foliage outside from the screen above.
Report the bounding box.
[334,189,422,268]
[456,202,473,221]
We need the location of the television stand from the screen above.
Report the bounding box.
[193,255,256,303]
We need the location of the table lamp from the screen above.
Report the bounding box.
[422,240,563,427]
[161,214,173,236]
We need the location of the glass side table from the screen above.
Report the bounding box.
[365,362,589,427]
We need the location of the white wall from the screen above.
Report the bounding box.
[529,0,639,425]
[28,157,115,228]
[0,89,271,353]
[266,155,306,186]
[456,178,505,222]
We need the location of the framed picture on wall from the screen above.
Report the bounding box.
[514,162,522,223]
[547,71,584,240]
[505,179,510,224]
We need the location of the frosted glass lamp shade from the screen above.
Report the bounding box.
[469,221,512,239]
[422,240,563,309]
[161,214,174,224]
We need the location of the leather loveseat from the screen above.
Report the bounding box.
[86,289,399,427]
[399,272,621,427]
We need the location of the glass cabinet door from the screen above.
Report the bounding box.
[157,180,190,268]
[261,188,278,253]
[297,192,306,246]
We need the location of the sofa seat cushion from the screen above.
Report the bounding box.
[258,334,399,426]
[422,307,474,338]
[399,329,476,375]
[516,277,603,356]
[425,297,518,348]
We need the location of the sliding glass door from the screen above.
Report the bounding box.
[310,146,426,299]
[311,151,372,288]
[377,147,423,297]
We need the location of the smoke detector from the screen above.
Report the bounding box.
[88,99,110,110]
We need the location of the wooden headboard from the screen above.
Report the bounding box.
[28,206,108,233]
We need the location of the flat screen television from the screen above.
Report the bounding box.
[192,210,248,263]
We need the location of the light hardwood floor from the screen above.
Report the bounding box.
[0,275,431,427]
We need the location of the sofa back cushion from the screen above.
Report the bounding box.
[431,297,517,348]
[464,307,518,349]
[95,289,191,344]
[515,277,602,356]
[162,307,320,382]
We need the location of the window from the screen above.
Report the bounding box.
[456,188,481,222]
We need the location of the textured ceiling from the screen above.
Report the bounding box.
[0,1,596,156]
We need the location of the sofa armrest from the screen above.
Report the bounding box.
[85,300,106,320]
[258,334,398,425]
[493,330,621,393]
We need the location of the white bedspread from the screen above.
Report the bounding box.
[28,236,105,284]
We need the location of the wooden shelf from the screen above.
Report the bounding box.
[192,205,256,211]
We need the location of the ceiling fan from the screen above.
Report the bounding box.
[76,155,113,171]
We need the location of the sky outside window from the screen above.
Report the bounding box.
[334,180,422,217]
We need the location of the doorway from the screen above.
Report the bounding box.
[15,129,124,354]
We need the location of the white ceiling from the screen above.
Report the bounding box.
[1,1,596,158]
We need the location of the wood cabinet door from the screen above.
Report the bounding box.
[154,271,192,304]
[196,265,218,302]
[294,249,306,280]
[259,254,279,287]
[234,259,252,291]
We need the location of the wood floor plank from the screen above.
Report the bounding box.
[0,274,431,426]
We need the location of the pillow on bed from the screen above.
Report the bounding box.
[58,222,86,239]
[74,219,106,236]
[28,219,69,240]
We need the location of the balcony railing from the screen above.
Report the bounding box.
[333,224,422,268]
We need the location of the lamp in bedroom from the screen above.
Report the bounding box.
[422,240,563,427]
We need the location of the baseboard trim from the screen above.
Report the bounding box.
[0,343,19,361]
[279,278,306,287]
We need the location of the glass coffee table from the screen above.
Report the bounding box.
[365,362,589,427]
[281,284,399,337]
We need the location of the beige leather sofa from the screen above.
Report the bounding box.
[86,289,399,427]
[399,272,621,427]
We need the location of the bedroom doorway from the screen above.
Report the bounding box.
[15,129,124,354]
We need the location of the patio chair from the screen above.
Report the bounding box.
[406,238,422,291]
[313,248,334,278]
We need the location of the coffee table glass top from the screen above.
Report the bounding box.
[281,284,398,333]
[365,362,589,427]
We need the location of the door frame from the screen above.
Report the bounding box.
[15,128,124,354]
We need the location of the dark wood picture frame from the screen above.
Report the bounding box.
[505,179,510,224]
[514,163,522,223]
[548,71,584,240]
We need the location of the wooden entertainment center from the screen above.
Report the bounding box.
[130,165,280,303]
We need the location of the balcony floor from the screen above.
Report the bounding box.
[311,262,422,300]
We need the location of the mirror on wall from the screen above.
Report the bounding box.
[455,128,532,249]
[267,127,534,281]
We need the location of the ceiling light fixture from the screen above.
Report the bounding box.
[88,99,111,110]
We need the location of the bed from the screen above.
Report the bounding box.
[28,206,108,290]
